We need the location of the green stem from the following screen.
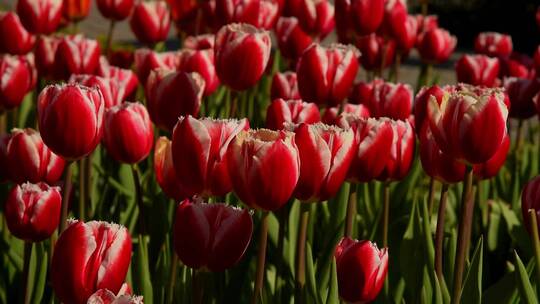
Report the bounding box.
[168,255,178,304]
[59,162,74,233]
[131,165,146,235]
[528,209,540,288]
[344,185,357,237]
[78,159,86,221]
[105,20,116,57]
[427,177,436,216]
[514,119,524,154]
[22,242,32,304]
[274,207,288,302]
[251,211,269,304]
[0,111,6,134]
[382,182,391,247]
[295,204,310,304]
[435,183,449,281]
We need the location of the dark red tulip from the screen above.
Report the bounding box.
[522,175,540,234]
[474,32,513,58]
[287,0,335,39]
[38,84,104,160]
[17,0,63,34]
[6,128,65,184]
[184,34,215,50]
[0,12,35,55]
[322,103,370,125]
[354,79,413,120]
[154,137,188,201]
[380,0,408,39]
[222,0,280,29]
[393,15,418,54]
[500,52,534,79]
[266,98,320,130]
[504,77,540,119]
[146,69,205,131]
[96,57,139,100]
[227,129,299,211]
[166,0,197,25]
[107,49,135,69]
[51,220,132,304]
[0,54,36,111]
[271,71,301,101]
[335,237,388,303]
[129,1,171,45]
[103,103,153,164]
[296,43,359,106]
[5,182,61,242]
[473,133,510,180]
[53,35,101,80]
[214,23,271,91]
[417,28,457,64]
[35,35,61,79]
[0,134,9,183]
[70,74,124,109]
[415,14,438,34]
[413,84,446,132]
[97,0,134,20]
[455,55,500,87]
[134,49,179,83]
[355,33,396,71]
[178,48,219,96]
[172,115,249,197]
[340,0,384,36]
[377,119,415,181]
[87,286,142,304]
[275,17,313,61]
[63,0,91,21]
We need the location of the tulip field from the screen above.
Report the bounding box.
[2,0,540,303]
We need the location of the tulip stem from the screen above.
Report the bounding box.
[435,183,449,281]
[382,182,391,247]
[167,255,178,304]
[131,165,146,235]
[192,269,203,304]
[59,162,74,233]
[379,40,389,78]
[22,241,32,304]
[0,112,5,134]
[427,177,436,216]
[451,166,475,304]
[514,119,524,154]
[527,209,540,288]
[105,20,116,57]
[295,203,310,303]
[251,211,269,304]
[344,185,357,237]
[78,159,86,221]
[274,207,288,302]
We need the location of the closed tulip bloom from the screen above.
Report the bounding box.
[522,176,540,234]
[70,74,124,109]
[355,33,396,71]
[134,49,179,83]
[38,84,104,160]
[335,237,388,303]
[129,2,171,46]
[413,84,446,133]
[393,15,418,54]
[275,17,313,61]
[474,32,512,58]
[428,87,509,164]
[348,0,384,36]
[97,0,134,20]
[53,35,101,80]
[35,35,61,79]
[215,23,271,91]
[380,0,408,39]
[146,69,205,131]
[166,0,197,24]
[0,134,9,183]
[227,129,300,211]
[228,0,280,29]
[415,14,438,34]
[5,182,61,242]
[184,34,215,50]
[417,28,457,64]
[473,133,510,180]
[96,58,140,99]
[154,137,188,201]
[17,0,63,34]
[289,0,335,39]
[0,54,36,111]
[87,287,142,304]
[178,48,219,96]
[51,220,132,304]
[500,52,534,79]
[173,199,253,271]
[377,119,415,181]
[172,116,249,197]
[271,71,300,101]
[63,0,91,21]
[358,79,413,120]
[455,55,500,87]
[322,103,370,125]
[0,12,35,55]
[297,43,359,106]
[6,128,65,184]
[504,77,540,119]
[266,98,320,130]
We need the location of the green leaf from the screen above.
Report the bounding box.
[482,269,518,304]
[326,258,338,304]
[30,243,47,304]
[400,200,424,300]
[514,251,538,304]
[305,243,320,304]
[133,235,154,304]
[462,237,483,304]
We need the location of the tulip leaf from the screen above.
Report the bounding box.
[461,237,483,304]
[482,268,518,304]
[134,234,154,304]
[30,243,47,304]
[500,201,532,256]
[305,242,320,304]
[400,200,424,300]
[325,258,338,304]
[514,251,538,304]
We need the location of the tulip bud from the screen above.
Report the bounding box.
[52,220,132,304]
[474,32,512,58]
[0,134,9,183]
[5,182,61,242]
[377,119,415,181]
[134,49,179,83]
[97,0,134,20]
[63,0,91,22]
[154,137,188,201]
[0,54,36,111]
[173,199,253,271]
[322,103,370,125]
[172,116,249,197]
[355,79,413,120]
[129,2,171,46]
[417,28,457,64]
[271,71,301,101]
[184,34,215,50]
[146,69,205,131]
[266,98,320,130]
[504,77,540,119]
[0,12,35,55]
[53,35,101,80]
[473,133,510,180]
[87,288,143,304]
[355,33,396,71]
[178,48,220,96]
[413,84,446,133]
[35,36,61,79]
[335,237,388,303]
[17,0,63,34]
[455,55,500,87]
[215,23,271,91]
[6,128,65,184]
[296,43,359,106]
[227,129,300,211]
[38,84,105,160]
[275,17,313,61]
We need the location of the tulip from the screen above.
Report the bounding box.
[413,84,446,132]
[296,43,359,106]
[70,74,123,109]
[474,32,513,58]
[96,58,139,99]
[5,128,65,184]
[377,119,415,181]
[266,98,320,130]
[393,15,418,54]
[227,129,299,211]
[173,199,253,271]
[16,0,63,34]
[38,84,104,160]
[172,115,249,197]
[504,77,540,119]
[415,14,438,34]
[270,71,301,101]
[97,0,134,20]
[103,103,153,164]
[35,35,61,79]
[522,175,540,233]
[0,134,9,183]
[0,12,35,55]
[166,0,197,25]
[129,2,171,46]
[355,33,396,71]
[335,237,388,303]
[322,103,370,125]
[380,0,408,40]
[51,220,132,304]
[455,55,500,87]
[428,86,508,164]
[4,182,61,242]
[178,48,220,96]
[134,49,179,83]
[154,137,188,201]
[184,34,215,50]
[223,0,280,30]
[146,69,205,131]
[87,287,142,304]
[355,79,413,120]
[63,0,91,22]
[337,0,384,36]
[287,0,335,39]
[0,54,36,111]
[214,23,271,91]
[275,17,313,61]
[53,35,101,80]
[417,28,457,64]
[473,133,510,180]
[500,52,534,79]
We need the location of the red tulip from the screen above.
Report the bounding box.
[63,0,91,21]
[428,86,508,164]
[322,103,370,125]
[51,220,132,304]
[38,84,105,160]
[35,35,61,79]
[393,15,418,54]
[129,1,171,45]
[96,58,139,99]
[0,12,35,55]
[146,69,205,131]
[17,0,63,34]
[172,115,249,197]
[271,71,301,101]
[355,33,396,71]
[337,0,384,36]
[500,52,534,79]
[0,54,36,111]
[178,48,219,96]
[355,79,413,120]
[473,133,510,180]
[0,134,9,183]
[377,119,415,181]
[287,0,335,39]
[413,84,446,133]
[134,49,179,83]
[455,55,500,87]
[221,0,280,29]
[97,0,134,20]
[275,16,313,61]
[87,286,142,304]
[6,128,65,184]
[53,35,101,80]
[504,77,540,119]
[335,237,388,303]
[380,0,408,39]
[184,34,215,50]
[296,43,359,106]
[417,28,457,64]
[266,98,320,130]
[173,199,253,271]
[523,175,540,234]
[70,75,123,109]
[214,23,271,91]
[415,14,438,34]
[154,137,188,201]
[227,129,300,211]
[474,32,513,58]
[166,0,197,24]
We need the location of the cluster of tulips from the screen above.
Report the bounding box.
[2,0,540,303]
